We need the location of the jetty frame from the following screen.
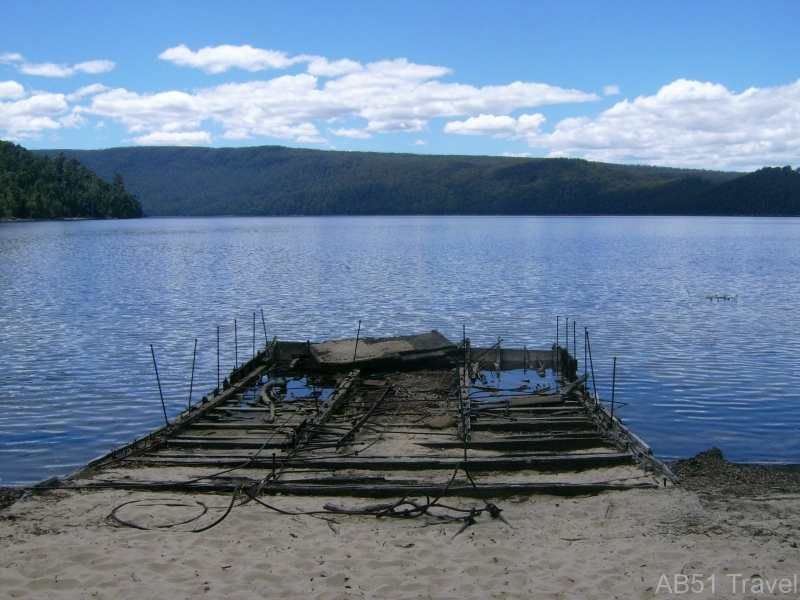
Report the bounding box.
[58,330,676,500]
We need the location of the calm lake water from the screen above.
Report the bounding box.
[1,216,799,485]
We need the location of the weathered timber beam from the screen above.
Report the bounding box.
[416,436,613,452]
[123,452,634,472]
[76,479,656,497]
[471,420,598,433]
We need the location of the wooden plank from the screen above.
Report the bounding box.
[472,419,598,433]
[81,479,656,497]
[164,439,290,450]
[416,435,613,452]
[124,452,634,472]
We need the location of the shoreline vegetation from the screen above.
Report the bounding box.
[37,144,800,218]
[1,141,144,221]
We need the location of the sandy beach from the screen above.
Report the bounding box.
[2,450,799,599]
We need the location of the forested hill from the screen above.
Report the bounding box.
[36,145,800,217]
[1,141,143,220]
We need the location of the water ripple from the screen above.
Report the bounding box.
[2,216,800,483]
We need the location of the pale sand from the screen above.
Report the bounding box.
[2,486,800,599]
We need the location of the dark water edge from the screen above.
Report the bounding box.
[1,215,800,486]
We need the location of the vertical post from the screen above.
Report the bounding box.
[216,326,220,391]
[573,321,576,371]
[583,325,587,378]
[565,317,568,355]
[586,328,599,404]
[463,325,467,368]
[261,309,268,352]
[234,319,238,369]
[610,356,617,421]
[352,319,361,364]
[556,315,559,374]
[188,338,197,408]
[252,312,256,360]
[150,344,169,426]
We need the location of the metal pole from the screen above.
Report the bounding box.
[565,317,568,355]
[352,320,361,363]
[234,319,238,369]
[188,338,197,408]
[573,321,576,369]
[261,309,268,351]
[252,312,256,360]
[216,326,220,390]
[584,326,587,378]
[586,328,599,404]
[556,315,559,374]
[150,344,169,426]
[611,356,617,421]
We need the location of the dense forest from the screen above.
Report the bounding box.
[35,145,800,217]
[1,141,143,220]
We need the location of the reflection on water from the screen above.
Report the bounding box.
[1,215,799,484]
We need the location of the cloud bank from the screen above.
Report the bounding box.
[445,78,800,170]
[83,46,598,146]
[2,44,799,169]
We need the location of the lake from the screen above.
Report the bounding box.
[1,216,799,485]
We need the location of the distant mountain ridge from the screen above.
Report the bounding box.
[36,145,800,217]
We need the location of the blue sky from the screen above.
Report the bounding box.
[1,0,799,170]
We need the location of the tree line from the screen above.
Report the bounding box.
[35,144,800,217]
[1,140,144,220]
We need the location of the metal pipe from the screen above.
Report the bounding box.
[584,325,587,378]
[188,338,197,408]
[611,356,617,421]
[352,319,361,363]
[150,344,169,426]
[556,315,559,373]
[586,328,599,404]
[260,309,268,352]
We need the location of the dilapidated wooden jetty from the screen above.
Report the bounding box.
[61,330,675,500]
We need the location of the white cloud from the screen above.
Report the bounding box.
[66,83,110,101]
[18,62,75,77]
[159,44,303,74]
[159,44,365,78]
[502,151,531,157]
[412,139,428,146]
[444,113,546,138]
[0,89,68,138]
[129,131,213,145]
[60,111,87,128]
[0,53,24,64]
[329,127,372,139]
[84,55,595,145]
[73,60,115,75]
[0,80,25,100]
[306,57,363,77]
[603,85,620,96]
[516,78,800,169]
[3,53,115,78]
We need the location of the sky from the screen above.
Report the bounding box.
[1,0,799,171]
